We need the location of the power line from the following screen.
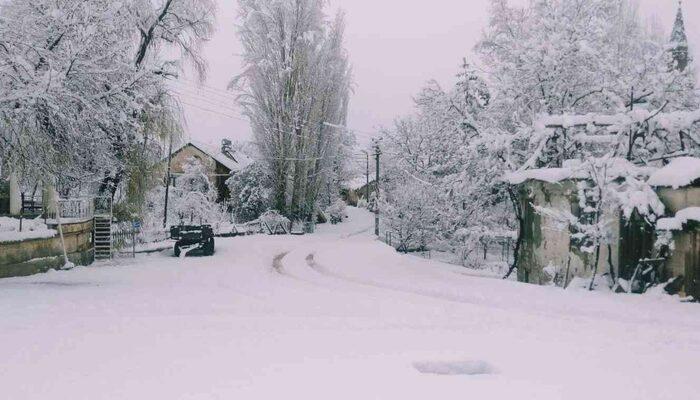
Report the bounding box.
[178,100,247,121]
[169,83,239,104]
[173,90,240,114]
[169,84,237,102]
[166,77,238,101]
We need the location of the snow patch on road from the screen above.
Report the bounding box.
[413,360,497,376]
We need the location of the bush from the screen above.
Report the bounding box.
[326,200,347,224]
[259,210,291,231]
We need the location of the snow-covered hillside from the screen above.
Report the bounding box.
[0,208,698,400]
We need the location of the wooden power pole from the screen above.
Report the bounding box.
[163,135,174,228]
[373,140,381,236]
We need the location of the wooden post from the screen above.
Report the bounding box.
[53,194,72,269]
[9,172,20,216]
[19,192,23,232]
[132,224,137,259]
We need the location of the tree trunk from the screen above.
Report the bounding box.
[589,244,602,291]
[504,186,524,280]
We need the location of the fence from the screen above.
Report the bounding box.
[112,223,170,256]
[56,198,93,220]
[379,228,516,268]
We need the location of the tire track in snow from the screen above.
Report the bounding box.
[304,253,480,306]
[272,252,290,275]
[340,226,372,239]
[272,251,327,288]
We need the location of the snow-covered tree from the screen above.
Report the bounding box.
[472,0,699,277]
[0,0,214,198]
[380,182,442,252]
[227,162,271,223]
[378,61,508,259]
[232,0,353,220]
[170,157,222,224]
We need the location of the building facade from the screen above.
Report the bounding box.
[168,141,249,203]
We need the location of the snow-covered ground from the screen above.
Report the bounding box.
[1,207,698,400]
[0,217,56,243]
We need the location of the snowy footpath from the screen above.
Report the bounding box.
[1,207,699,400]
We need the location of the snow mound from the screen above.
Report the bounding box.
[647,157,700,189]
[413,360,497,376]
[657,207,700,231]
[0,217,57,243]
[505,168,573,185]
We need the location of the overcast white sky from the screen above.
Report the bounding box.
[176,0,699,147]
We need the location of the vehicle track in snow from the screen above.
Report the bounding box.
[303,252,481,307]
[272,252,291,275]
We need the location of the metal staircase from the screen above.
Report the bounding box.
[94,216,113,260]
[93,197,113,260]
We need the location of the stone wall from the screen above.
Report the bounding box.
[665,226,699,297]
[518,181,699,291]
[657,186,700,296]
[0,219,94,279]
[657,186,700,213]
[518,180,620,286]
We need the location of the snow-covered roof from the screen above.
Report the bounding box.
[657,207,700,231]
[177,141,251,172]
[505,158,653,185]
[647,157,700,189]
[190,141,239,171]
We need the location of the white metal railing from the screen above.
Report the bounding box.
[43,196,112,221]
[57,198,94,220]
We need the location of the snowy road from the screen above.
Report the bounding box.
[1,207,699,400]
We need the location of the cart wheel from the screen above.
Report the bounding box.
[205,238,215,256]
[174,245,181,257]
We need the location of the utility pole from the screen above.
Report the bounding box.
[627,86,634,161]
[373,140,381,236]
[361,150,370,202]
[163,134,174,228]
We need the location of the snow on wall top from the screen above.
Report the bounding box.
[657,207,700,231]
[505,158,653,185]
[647,157,700,189]
[505,168,574,185]
[535,109,700,135]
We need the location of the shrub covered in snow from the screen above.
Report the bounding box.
[142,157,227,230]
[381,183,440,252]
[356,198,368,209]
[259,210,291,232]
[326,200,347,224]
[170,157,226,225]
